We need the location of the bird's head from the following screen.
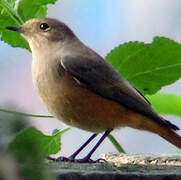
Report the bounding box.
[6,18,75,50]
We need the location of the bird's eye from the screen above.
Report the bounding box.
[40,23,51,31]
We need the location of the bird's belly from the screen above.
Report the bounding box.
[34,70,145,133]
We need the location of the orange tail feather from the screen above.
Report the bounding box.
[129,115,181,149]
[158,126,181,149]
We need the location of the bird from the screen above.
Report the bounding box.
[6,18,181,163]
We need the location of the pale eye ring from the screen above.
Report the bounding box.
[40,23,51,31]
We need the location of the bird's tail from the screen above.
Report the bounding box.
[149,116,181,149]
[157,125,181,149]
[130,115,181,149]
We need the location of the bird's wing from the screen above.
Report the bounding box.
[60,55,178,130]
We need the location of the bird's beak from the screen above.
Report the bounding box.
[6,26,23,33]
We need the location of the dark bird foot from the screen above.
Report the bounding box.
[47,156,106,163]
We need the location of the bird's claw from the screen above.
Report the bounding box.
[48,156,105,163]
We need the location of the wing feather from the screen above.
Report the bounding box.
[60,56,179,130]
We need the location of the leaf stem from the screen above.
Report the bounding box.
[0,108,53,118]
[54,128,71,137]
[108,134,126,153]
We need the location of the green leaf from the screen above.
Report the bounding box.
[108,134,125,153]
[106,37,181,95]
[17,0,57,22]
[0,0,28,48]
[147,93,181,117]
[8,127,70,161]
[0,0,57,49]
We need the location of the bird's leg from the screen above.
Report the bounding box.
[74,129,112,163]
[68,133,98,160]
[48,133,97,162]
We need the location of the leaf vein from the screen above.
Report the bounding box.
[128,62,181,80]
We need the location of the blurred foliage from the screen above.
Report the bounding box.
[0,105,28,180]
[147,93,181,117]
[0,104,69,180]
[8,127,69,180]
[0,151,21,180]
[0,105,30,150]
